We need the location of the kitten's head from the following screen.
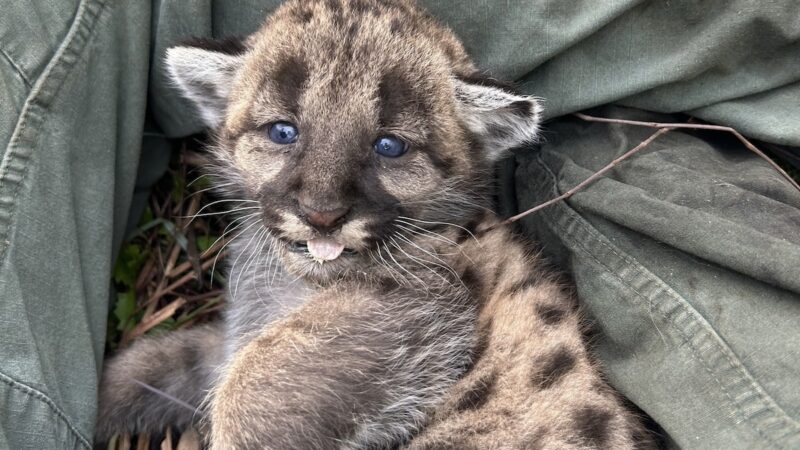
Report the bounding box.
[166,0,541,283]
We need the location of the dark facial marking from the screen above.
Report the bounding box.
[378,68,413,127]
[180,36,247,55]
[572,406,613,447]
[272,57,309,114]
[453,372,496,412]
[530,346,577,390]
[537,303,568,325]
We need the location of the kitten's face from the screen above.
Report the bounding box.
[166,0,540,283]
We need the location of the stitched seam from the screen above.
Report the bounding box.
[537,152,799,445]
[0,0,110,446]
[538,152,799,445]
[570,233,787,449]
[531,151,798,447]
[0,0,107,263]
[0,48,32,88]
[0,371,91,449]
[541,155,800,435]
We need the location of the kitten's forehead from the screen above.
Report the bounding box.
[256,0,473,69]
[225,0,474,133]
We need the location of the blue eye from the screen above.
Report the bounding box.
[268,121,299,144]
[373,135,408,158]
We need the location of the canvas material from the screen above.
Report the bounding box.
[0,1,798,448]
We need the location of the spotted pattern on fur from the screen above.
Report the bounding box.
[96,1,657,449]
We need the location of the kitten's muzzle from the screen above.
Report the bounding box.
[299,203,350,234]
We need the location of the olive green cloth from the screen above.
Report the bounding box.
[0,1,798,449]
[510,106,800,449]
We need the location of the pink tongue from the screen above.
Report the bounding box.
[306,238,345,261]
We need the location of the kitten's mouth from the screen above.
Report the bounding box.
[288,238,357,262]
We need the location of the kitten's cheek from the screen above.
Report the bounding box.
[277,211,311,239]
[233,135,285,184]
[339,218,372,250]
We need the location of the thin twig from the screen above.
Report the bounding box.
[503,128,670,225]
[125,298,188,343]
[165,237,229,280]
[574,113,800,192]
[146,253,227,306]
[504,113,800,226]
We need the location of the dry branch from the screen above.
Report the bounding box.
[503,113,800,225]
[573,113,800,192]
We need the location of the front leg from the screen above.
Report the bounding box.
[209,284,475,450]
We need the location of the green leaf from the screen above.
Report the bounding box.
[196,235,217,253]
[114,290,137,331]
[113,244,148,287]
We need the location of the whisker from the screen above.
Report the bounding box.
[394,221,461,248]
[392,232,462,284]
[388,237,455,288]
[397,216,478,243]
[373,246,404,286]
[182,197,260,221]
[201,212,261,258]
[212,219,262,286]
[233,227,268,299]
[130,378,199,414]
[183,206,261,222]
[383,242,426,288]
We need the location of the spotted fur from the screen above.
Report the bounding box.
[96,1,656,449]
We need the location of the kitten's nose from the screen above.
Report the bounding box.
[299,203,350,231]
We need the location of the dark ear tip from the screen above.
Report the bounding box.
[176,36,248,55]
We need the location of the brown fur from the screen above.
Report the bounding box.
[401,216,656,449]
[96,1,657,448]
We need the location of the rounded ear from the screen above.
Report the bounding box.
[454,77,542,161]
[165,38,248,128]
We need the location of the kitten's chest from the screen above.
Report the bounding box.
[223,249,314,359]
